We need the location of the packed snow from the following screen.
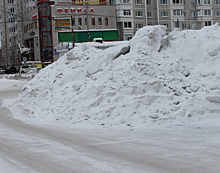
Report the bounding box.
[3,24,220,128]
[0,78,27,91]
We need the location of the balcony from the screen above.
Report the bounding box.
[196,4,211,11]
[172,4,184,10]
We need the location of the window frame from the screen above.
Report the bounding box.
[204,9,211,16]
[136,11,143,17]
[173,9,183,16]
[161,11,168,17]
[124,34,132,41]
[98,18,102,25]
[135,0,142,5]
[173,0,183,4]
[161,0,168,4]
[215,0,220,5]
[215,11,220,17]
[91,18,95,26]
[123,9,131,16]
[124,22,132,29]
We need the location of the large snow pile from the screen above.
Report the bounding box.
[4,24,220,128]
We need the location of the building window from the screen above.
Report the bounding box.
[191,12,196,17]
[191,0,195,6]
[124,22,132,28]
[173,9,183,16]
[161,0,168,4]
[182,23,187,29]
[105,18,108,25]
[197,10,202,16]
[204,9,211,16]
[124,34,132,40]
[91,18,95,25]
[85,18,87,25]
[161,11,168,17]
[72,18,75,26]
[174,21,181,28]
[124,10,131,16]
[78,18,82,25]
[8,0,14,3]
[41,17,52,32]
[173,0,183,4]
[215,11,220,16]
[135,0,142,5]
[109,0,114,5]
[124,0,131,3]
[98,18,102,25]
[136,11,143,17]
[147,0,151,5]
[117,0,131,4]
[215,0,220,4]
[147,12,151,18]
[192,23,196,29]
[42,33,52,46]
[162,23,169,29]
[197,0,201,4]
[204,0,210,4]
[205,21,211,26]
[136,23,143,29]
[184,11,187,16]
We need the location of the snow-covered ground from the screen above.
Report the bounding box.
[1,23,220,171]
[0,77,26,90]
[3,24,220,129]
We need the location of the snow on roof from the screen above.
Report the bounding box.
[5,23,220,128]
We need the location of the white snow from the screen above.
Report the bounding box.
[0,77,27,90]
[3,24,220,128]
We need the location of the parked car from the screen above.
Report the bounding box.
[0,68,5,74]
[5,67,19,74]
[20,65,38,73]
[19,65,30,73]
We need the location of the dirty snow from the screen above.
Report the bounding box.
[3,24,220,128]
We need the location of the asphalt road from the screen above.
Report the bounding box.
[0,81,220,173]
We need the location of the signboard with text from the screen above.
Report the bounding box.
[55,19,70,30]
[38,0,108,5]
[56,7,95,15]
[58,0,108,5]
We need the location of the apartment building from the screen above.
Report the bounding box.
[0,0,25,67]
[116,0,147,40]
[0,49,3,66]
[147,0,220,33]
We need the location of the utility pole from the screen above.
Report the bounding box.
[86,2,89,31]
[3,0,8,68]
[86,2,90,41]
[156,0,159,25]
[12,13,16,66]
[71,16,75,48]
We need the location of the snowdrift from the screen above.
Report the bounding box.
[5,24,220,128]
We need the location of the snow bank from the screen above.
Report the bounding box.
[4,24,220,128]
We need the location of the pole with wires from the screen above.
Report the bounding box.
[3,0,8,68]
[71,16,75,48]
[86,2,90,41]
